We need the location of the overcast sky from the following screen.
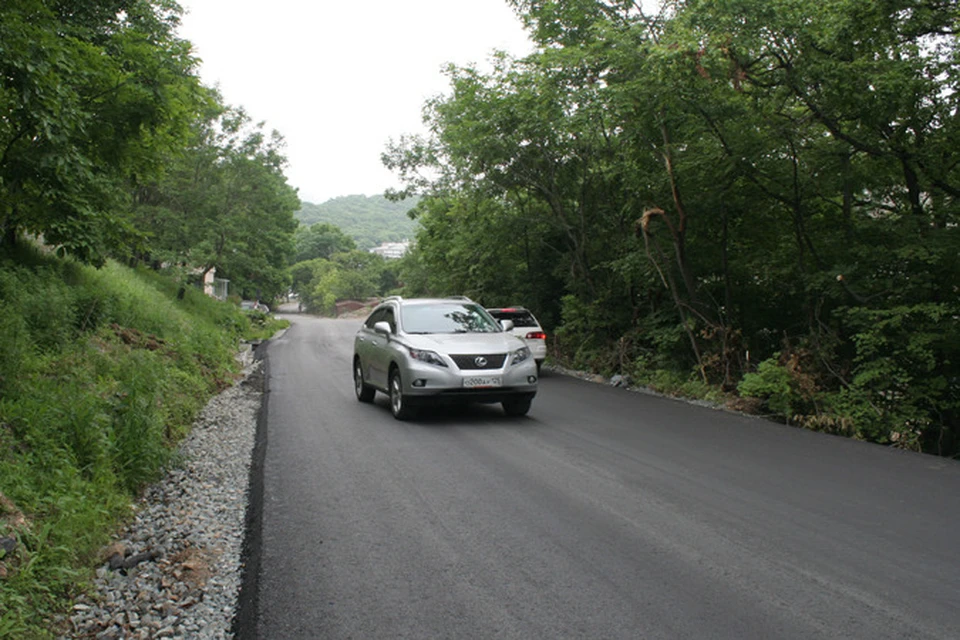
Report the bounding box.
[175,0,533,204]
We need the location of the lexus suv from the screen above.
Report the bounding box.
[353,296,538,419]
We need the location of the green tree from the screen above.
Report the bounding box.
[384,0,960,454]
[289,257,335,310]
[293,222,356,262]
[329,250,388,301]
[666,0,960,441]
[396,194,562,326]
[292,250,392,314]
[0,0,207,264]
[132,105,300,302]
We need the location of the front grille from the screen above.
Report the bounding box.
[450,353,506,370]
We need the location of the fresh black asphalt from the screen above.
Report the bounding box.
[235,314,960,639]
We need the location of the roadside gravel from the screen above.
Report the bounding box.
[58,345,264,640]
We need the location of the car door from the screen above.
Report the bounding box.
[356,308,387,390]
[367,306,397,389]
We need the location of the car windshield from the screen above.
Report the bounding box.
[402,303,501,334]
[490,310,538,328]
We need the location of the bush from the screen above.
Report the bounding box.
[737,356,805,419]
[835,303,959,453]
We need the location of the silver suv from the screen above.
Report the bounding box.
[353,296,538,419]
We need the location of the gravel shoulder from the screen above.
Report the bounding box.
[59,345,265,640]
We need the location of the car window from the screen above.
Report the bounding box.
[489,310,539,328]
[401,303,500,334]
[365,308,385,329]
[382,307,396,333]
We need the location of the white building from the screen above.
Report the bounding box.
[369,240,410,259]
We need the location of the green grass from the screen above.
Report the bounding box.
[0,244,287,638]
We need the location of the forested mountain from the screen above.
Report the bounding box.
[296,195,419,249]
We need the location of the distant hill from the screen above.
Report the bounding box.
[296,194,420,250]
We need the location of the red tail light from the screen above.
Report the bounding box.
[526,331,547,340]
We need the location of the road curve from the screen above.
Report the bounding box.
[237,314,960,639]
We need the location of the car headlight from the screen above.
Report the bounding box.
[408,348,447,367]
[510,346,531,365]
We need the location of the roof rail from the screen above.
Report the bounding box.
[447,295,472,301]
[382,295,403,303]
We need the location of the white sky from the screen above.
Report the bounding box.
[175,0,534,204]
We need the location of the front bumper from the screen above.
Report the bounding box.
[399,358,538,403]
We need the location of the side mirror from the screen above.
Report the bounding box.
[373,321,392,336]
[500,319,514,331]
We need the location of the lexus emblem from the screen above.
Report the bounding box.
[474,356,488,367]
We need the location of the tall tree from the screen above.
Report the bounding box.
[385,0,959,453]
[132,105,300,301]
[293,222,356,263]
[0,0,207,264]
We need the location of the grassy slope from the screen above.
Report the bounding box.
[0,246,286,638]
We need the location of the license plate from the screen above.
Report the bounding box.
[463,376,502,388]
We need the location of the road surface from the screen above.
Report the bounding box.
[237,314,960,639]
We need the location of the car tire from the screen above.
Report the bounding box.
[354,358,375,403]
[389,369,416,420]
[502,395,533,417]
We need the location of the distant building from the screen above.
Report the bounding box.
[199,267,228,300]
[369,240,410,259]
[202,268,216,296]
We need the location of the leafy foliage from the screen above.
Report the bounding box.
[0,0,208,265]
[386,0,960,456]
[1,1,300,303]
[738,357,806,419]
[294,222,357,263]
[130,105,300,303]
[394,195,564,326]
[291,250,396,315]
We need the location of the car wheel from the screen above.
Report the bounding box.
[536,360,542,375]
[354,358,375,403]
[502,395,532,417]
[389,369,416,420]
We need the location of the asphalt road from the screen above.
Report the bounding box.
[238,314,960,639]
